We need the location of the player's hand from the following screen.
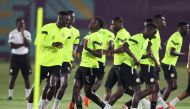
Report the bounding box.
[181,52,186,56]
[155,65,161,73]
[134,59,140,66]
[105,50,114,55]
[83,40,88,49]
[52,42,63,48]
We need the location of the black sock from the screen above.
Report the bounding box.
[151,101,157,109]
[125,100,132,109]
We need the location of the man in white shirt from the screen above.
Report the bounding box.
[8,17,32,100]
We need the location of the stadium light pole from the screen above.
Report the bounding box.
[34,7,43,109]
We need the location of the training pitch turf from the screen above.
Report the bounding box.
[0,62,189,109]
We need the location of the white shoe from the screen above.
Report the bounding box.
[103,103,112,109]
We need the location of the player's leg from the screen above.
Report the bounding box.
[104,66,119,101]
[162,64,178,101]
[162,79,177,101]
[27,66,49,109]
[83,67,108,108]
[73,67,83,109]
[169,73,190,107]
[92,62,105,92]
[8,54,19,100]
[39,78,50,108]
[20,54,32,98]
[52,62,71,109]
[108,64,127,106]
[42,66,61,108]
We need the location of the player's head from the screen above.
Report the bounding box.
[67,10,75,25]
[111,16,123,32]
[177,21,190,36]
[16,17,25,30]
[88,16,104,31]
[153,14,166,30]
[144,18,153,26]
[143,23,157,39]
[57,11,70,27]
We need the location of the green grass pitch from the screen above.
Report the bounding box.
[0,62,189,109]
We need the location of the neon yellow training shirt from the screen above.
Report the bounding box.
[35,23,70,66]
[162,31,183,66]
[62,26,80,62]
[124,33,149,68]
[114,28,131,65]
[98,28,114,65]
[80,31,102,68]
[140,30,161,66]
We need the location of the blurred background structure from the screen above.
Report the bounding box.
[0,0,190,61]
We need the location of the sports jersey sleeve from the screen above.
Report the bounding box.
[117,32,130,46]
[8,32,14,43]
[74,30,80,44]
[93,36,102,50]
[35,25,53,47]
[169,34,181,49]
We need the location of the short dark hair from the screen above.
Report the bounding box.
[113,16,123,23]
[94,16,104,28]
[177,21,189,28]
[145,18,153,23]
[58,11,69,16]
[153,14,163,20]
[145,23,157,29]
[16,17,24,25]
[67,10,74,15]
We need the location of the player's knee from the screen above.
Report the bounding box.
[85,90,93,99]
[172,85,177,91]
[154,85,160,93]
[60,82,68,90]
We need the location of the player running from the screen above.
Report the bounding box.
[161,21,189,101]
[50,10,80,109]
[169,39,190,109]
[104,16,131,102]
[71,16,111,109]
[27,11,70,109]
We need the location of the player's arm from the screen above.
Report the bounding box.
[8,32,24,49]
[10,43,24,49]
[187,47,190,72]
[114,42,139,65]
[170,47,185,56]
[104,40,114,55]
[84,39,102,58]
[21,30,31,47]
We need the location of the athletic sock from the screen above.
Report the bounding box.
[137,100,142,109]
[157,96,168,108]
[52,99,60,109]
[141,98,150,109]
[8,89,14,97]
[169,97,179,106]
[25,89,30,98]
[27,103,33,109]
[151,101,157,109]
[44,99,50,108]
[41,99,47,108]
